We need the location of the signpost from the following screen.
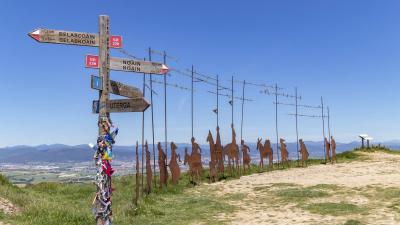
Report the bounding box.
[93,98,150,113]
[91,75,143,98]
[28,28,122,48]
[85,55,169,75]
[29,15,168,224]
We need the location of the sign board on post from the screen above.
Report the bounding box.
[28,29,122,48]
[85,55,169,75]
[93,98,150,113]
[91,75,143,99]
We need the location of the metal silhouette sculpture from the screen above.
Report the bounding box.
[145,141,153,194]
[184,147,195,183]
[299,139,309,167]
[215,126,225,177]
[325,137,331,163]
[256,138,268,171]
[184,138,203,185]
[223,124,240,175]
[207,130,217,164]
[157,142,168,189]
[207,130,218,182]
[280,138,289,167]
[241,139,251,173]
[209,160,218,183]
[331,136,337,163]
[256,138,274,170]
[169,142,181,186]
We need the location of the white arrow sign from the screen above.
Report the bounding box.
[85,55,168,75]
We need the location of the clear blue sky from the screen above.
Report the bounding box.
[1,0,400,147]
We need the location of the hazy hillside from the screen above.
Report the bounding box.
[0,141,371,163]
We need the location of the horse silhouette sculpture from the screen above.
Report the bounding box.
[241,139,251,173]
[299,139,309,167]
[157,142,168,189]
[223,124,239,175]
[256,138,273,170]
[169,142,181,186]
[280,138,289,167]
[145,141,153,194]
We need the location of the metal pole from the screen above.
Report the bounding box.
[240,80,245,142]
[141,58,146,194]
[191,65,194,138]
[217,75,219,127]
[275,83,280,165]
[328,106,331,143]
[321,97,326,163]
[295,87,300,166]
[231,76,234,126]
[149,47,156,188]
[163,51,168,167]
[135,141,139,205]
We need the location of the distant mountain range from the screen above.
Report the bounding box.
[0,141,398,164]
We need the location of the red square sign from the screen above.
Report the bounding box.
[85,55,99,68]
[109,36,122,48]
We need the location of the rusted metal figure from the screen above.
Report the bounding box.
[256,138,274,170]
[223,124,240,175]
[207,130,217,164]
[265,139,274,168]
[299,139,309,167]
[169,142,181,186]
[325,137,331,163]
[215,126,224,176]
[207,130,218,182]
[184,147,195,183]
[184,138,203,185]
[145,141,153,194]
[157,142,168,189]
[256,138,268,171]
[241,139,251,173]
[209,160,218,183]
[280,138,289,167]
[331,136,337,163]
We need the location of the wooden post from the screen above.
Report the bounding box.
[97,15,110,225]
[98,15,110,134]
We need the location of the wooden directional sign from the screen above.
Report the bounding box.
[93,98,150,113]
[85,55,169,75]
[91,75,143,98]
[28,28,122,48]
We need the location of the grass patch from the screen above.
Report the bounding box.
[304,202,366,216]
[275,188,330,203]
[344,219,363,225]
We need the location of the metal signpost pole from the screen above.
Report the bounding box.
[149,47,156,188]
[295,87,300,166]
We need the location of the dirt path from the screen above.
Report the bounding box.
[197,152,400,225]
[0,196,19,225]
